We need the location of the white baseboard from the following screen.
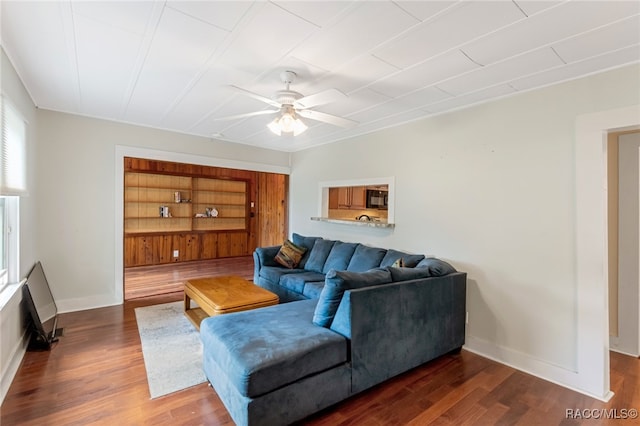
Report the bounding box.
[610,347,640,358]
[56,293,121,314]
[0,330,29,405]
[463,335,613,402]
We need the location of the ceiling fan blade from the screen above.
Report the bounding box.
[230,85,281,108]
[294,88,347,109]
[298,109,358,128]
[214,109,279,121]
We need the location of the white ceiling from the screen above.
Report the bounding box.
[2,1,639,152]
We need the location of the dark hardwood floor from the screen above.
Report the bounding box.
[2,259,638,425]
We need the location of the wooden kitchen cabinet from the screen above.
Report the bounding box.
[329,186,366,209]
[350,186,366,209]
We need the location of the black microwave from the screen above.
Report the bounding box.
[366,189,388,209]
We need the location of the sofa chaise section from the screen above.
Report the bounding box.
[202,261,467,426]
[201,299,351,426]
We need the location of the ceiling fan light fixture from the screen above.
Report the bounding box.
[267,118,282,136]
[267,107,308,136]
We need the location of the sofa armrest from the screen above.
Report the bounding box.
[333,272,466,394]
[253,245,282,281]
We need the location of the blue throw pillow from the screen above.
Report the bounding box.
[379,249,425,268]
[313,268,392,327]
[305,239,336,273]
[415,258,457,276]
[346,245,387,272]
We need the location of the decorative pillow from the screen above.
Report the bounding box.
[387,266,433,282]
[415,257,457,276]
[313,268,392,327]
[380,249,425,268]
[391,258,404,267]
[274,239,307,269]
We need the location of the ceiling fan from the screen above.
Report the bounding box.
[217,71,358,136]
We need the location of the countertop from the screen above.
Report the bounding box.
[310,217,395,228]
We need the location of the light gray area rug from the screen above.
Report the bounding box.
[135,301,206,399]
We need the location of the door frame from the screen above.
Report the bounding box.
[575,104,640,400]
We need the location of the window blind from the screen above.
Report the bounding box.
[1,96,28,196]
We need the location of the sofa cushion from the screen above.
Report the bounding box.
[380,249,425,268]
[280,271,327,294]
[274,239,307,269]
[305,239,336,273]
[200,299,348,398]
[302,281,325,299]
[292,233,322,269]
[259,266,304,284]
[313,268,392,327]
[346,245,387,272]
[322,242,358,274]
[416,258,457,276]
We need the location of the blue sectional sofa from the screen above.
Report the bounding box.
[200,234,466,426]
[253,233,429,302]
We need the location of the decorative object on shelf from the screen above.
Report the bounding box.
[205,207,218,218]
[159,206,170,218]
[174,191,181,203]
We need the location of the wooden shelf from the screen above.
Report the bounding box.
[184,307,209,330]
[124,172,248,234]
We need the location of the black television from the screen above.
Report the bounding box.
[23,261,62,350]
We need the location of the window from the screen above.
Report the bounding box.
[0,95,26,289]
[0,198,5,286]
[1,96,27,195]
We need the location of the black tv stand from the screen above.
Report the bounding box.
[27,327,64,351]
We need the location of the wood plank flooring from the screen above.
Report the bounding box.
[2,260,638,425]
[124,256,254,299]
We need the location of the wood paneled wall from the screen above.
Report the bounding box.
[257,173,288,247]
[123,157,287,267]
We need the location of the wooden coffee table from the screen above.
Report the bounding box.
[184,276,279,330]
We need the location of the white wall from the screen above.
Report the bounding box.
[289,64,640,398]
[36,110,290,312]
[611,132,640,356]
[0,48,39,403]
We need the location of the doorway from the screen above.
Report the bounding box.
[575,105,639,400]
[114,146,291,303]
[608,130,640,357]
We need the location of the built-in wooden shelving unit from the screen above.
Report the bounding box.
[124,172,248,234]
[123,156,286,268]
